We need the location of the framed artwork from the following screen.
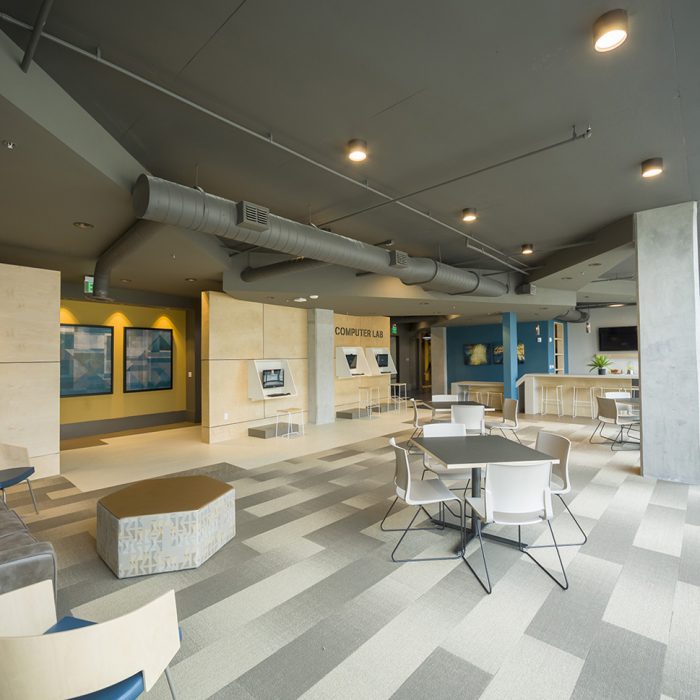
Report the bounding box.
[492,344,504,365]
[60,324,113,397]
[463,343,491,366]
[124,327,173,392]
[491,343,525,364]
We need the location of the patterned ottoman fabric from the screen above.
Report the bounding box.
[96,476,235,578]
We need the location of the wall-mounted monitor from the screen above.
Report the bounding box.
[376,353,389,368]
[346,353,358,370]
[262,368,284,388]
[598,326,638,352]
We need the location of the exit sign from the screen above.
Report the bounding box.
[83,275,94,294]
[391,322,398,336]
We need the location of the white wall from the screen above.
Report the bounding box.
[567,306,639,375]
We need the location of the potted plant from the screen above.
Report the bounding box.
[588,354,612,375]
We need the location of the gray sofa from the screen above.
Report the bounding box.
[0,499,56,596]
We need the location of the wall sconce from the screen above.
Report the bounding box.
[585,321,591,334]
[535,323,541,336]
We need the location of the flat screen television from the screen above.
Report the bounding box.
[345,353,358,370]
[598,326,638,352]
[376,353,389,368]
[262,368,284,389]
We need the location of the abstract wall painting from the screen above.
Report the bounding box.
[463,343,491,366]
[60,324,113,397]
[124,327,173,392]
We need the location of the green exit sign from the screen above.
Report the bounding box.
[83,275,94,294]
[391,322,398,336]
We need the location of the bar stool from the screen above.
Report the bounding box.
[358,385,380,419]
[275,408,304,438]
[486,391,503,410]
[541,385,564,416]
[466,389,481,402]
[571,386,590,418]
[589,386,605,418]
[389,382,407,411]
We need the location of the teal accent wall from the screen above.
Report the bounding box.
[502,312,518,399]
[446,320,557,386]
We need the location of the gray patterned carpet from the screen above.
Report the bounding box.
[16,421,700,699]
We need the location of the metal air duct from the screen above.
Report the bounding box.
[132,174,508,297]
[554,308,591,323]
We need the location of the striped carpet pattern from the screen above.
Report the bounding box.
[14,418,700,700]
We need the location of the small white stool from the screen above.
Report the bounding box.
[589,386,605,418]
[541,385,564,416]
[358,386,380,419]
[389,382,407,411]
[571,386,590,417]
[486,391,503,410]
[275,408,304,438]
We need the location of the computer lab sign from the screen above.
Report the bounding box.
[335,326,384,338]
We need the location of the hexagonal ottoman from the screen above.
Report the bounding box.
[96,476,235,579]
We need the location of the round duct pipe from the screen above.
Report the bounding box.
[132,174,508,297]
[554,308,591,323]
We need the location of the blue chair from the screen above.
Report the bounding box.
[0,580,181,699]
[0,444,39,513]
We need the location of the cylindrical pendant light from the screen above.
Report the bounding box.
[462,208,478,222]
[593,9,629,52]
[641,157,664,178]
[347,139,368,162]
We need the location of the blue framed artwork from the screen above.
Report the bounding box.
[124,327,173,392]
[492,343,525,364]
[464,343,491,366]
[60,324,113,397]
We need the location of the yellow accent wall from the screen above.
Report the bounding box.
[59,299,187,425]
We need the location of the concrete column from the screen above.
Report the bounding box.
[430,326,448,394]
[635,201,700,483]
[307,308,335,424]
[502,312,518,400]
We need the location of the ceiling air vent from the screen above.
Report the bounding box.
[236,201,270,231]
[389,250,409,267]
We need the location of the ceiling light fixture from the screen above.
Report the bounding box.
[293,297,307,303]
[641,157,663,178]
[185,277,197,282]
[347,139,367,162]
[593,9,629,52]
[609,303,625,307]
[2,140,15,150]
[461,208,477,222]
[119,278,132,283]
[309,294,319,300]
[585,321,592,334]
[521,243,534,255]
[73,221,94,229]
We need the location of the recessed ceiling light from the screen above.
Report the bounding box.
[593,9,628,52]
[462,208,478,222]
[293,297,307,303]
[347,139,367,162]
[609,303,625,307]
[309,294,319,299]
[119,278,132,283]
[521,243,534,255]
[2,140,15,150]
[641,157,663,178]
[185,277,197,282]
[588,262,603,267]
[73,221,94,229]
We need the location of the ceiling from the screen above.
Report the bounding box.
[0,0,698,315]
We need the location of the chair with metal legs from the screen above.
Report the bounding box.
[0,444,39,514]
[451,404,485,435]
[485,398,522,444]
[420,423,471,498]
[431,394,459,421]
[589,397,639,450]
[465,460,568,594]
[530,431,587,547]
[382,438,464,562]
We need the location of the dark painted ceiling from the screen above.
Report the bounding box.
[0,0,698,300]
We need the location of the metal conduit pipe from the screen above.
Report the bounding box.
[554,308,591,323]
[241,258,329,282]
[92,220,163,300]
[132,174,509,297]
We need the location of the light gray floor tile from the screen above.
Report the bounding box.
[633,504,686,558]
[571,623,666,700]
[678,523,700,586]
[650,480,689,511]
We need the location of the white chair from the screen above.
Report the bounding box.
[465,460,568,594]
[408,398,431,441]
[0,580,180,699]
[485,398,521,443]
[431,394,459,421]
[421,423,472,497]
[531,431,587,547]
[604,391,637,417]
[590,397,639,450]
[451,404,485,435]
[381,438,464,562]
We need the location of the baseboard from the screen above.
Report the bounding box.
[60,411,190,439]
